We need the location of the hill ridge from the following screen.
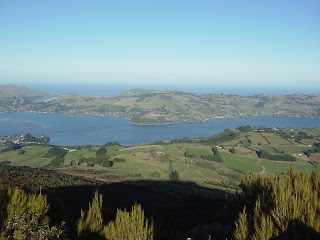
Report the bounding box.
[0,85,319,125]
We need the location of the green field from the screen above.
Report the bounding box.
[163,144,185,158]
[248,132,269,145]
[260,159,314,173]
[231,146,256,155]
[99,145,242,189]
[219,152,262,173]
[275,145,309,154]
[185,145,213,158]
[64,150,94,165]
[259,146,277,153]
[57,131,317,186]
[0,146,51,167]
[261,132,292,145]
[1,127,319,192]
[304,127,320,136]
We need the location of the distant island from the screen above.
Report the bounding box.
[0,85,319,125]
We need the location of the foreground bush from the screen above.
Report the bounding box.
[234,167,320,240]
[78,191,153,240]
[0,183,66,240]
[103,204,153,240]
[77,191,104,239]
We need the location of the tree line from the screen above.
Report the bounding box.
[256,150,296,162]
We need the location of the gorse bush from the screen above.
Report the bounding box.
[77,191,104,239]
[103,204,153,240]
[5,187,49,224]
[78,191,153,240]
[0,182,66,240]
[1,213,66,240]
[234,167,320,240]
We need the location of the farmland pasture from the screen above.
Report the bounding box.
[260,159,314,173]
[310,153,320,163]
[0,146,51,167]
[259,146,277,153]
[163,144,186,158]
[248,132,269,145]
[185,145,213,158]
[64,149,94,165]
[304,127,320,136]
[1,127,319,192]
[261,132,292,145]
[219,152,262,173]
[275,145,309,154]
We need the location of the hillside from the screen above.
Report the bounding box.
[0,84,56,99]
[13,88,318,125]
[1,127,318,191]
[1,127,319,239]
[0,85,58,113]
[0,165,235,240]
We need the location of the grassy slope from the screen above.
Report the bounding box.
[304,127,320,136]
[261,132,292,145]
[220,152,262,173]
[260,159,314,173]
[0,129,318,191]
[0,146,51,167]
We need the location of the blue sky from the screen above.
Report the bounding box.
[0,0,319,89]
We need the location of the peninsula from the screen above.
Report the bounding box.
[0,85,319,125]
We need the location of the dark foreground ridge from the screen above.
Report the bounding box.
[1,163,320,239]
[0,165,236,240]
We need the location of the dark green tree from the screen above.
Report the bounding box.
[170,170,180,181]
[96,146,107,157]
[229,148,236,154]
[18,150,26,155]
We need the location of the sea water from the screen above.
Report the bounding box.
[0,112,319,146]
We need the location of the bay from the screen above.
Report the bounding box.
[0,112,319,146]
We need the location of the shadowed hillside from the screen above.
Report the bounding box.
[0,165,236,240]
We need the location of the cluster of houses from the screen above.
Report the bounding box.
[0,134,48,147]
